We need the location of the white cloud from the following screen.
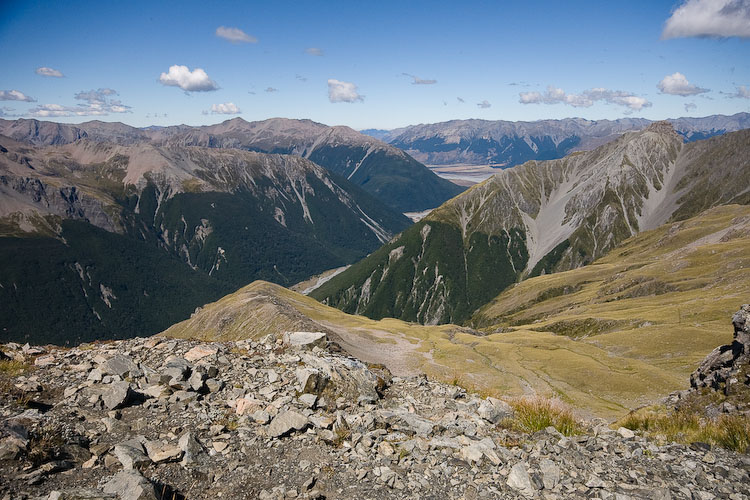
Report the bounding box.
[457,97,465,103]
[0,107,20,117]
[327,79,364,103]
[265,87,278,93]
[207,102,241,115]
[477,100,491,109]
[159,65,219,92]
[28,88,131,117]
[35,67,64,78]
[685,102,698,111]
[0,90,36,102]
[727,85,750,98]
[519,85,652,111]
[657,72,709,96]
[402,73,437,85]
[215,26,258,44]
[305,47,324,56]
[663,0,750,39]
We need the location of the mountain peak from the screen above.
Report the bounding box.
[645,120,676,135]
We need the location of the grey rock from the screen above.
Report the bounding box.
[102,470,158,500]
[102,381,134,410]
[507,462,536,498]
[113,440,150,470]
[477,397,513,424]
[48,490,116,500]
[282,331,327,349]
[539,458,560,489]
[101,355,141,379]
[178,432,204,465]
[268,411,309,438]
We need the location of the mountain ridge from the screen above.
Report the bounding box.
[368,112,750,167]
[0,117,464,212]
[312,124,750,325]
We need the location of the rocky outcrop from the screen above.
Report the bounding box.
[2,336,750,499]
[690,304,750,393]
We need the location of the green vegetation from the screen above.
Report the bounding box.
[312,220,527,325]
[620,407,750,453]
[0,359,29,376]
[503,397,581,436]
[0,219,232,345]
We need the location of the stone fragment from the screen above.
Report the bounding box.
[102,381,134,410]
[101,355,140,378]
[144,440,183,463]
[48,489,115,499]
[477,397,513,424]
[617,427,635,439]
[113,440,150,470]
[102,470,158,500]
[282,331,327,349]
[184,345,218,362]
[539,458,560,490]
[507,462,536,498]
[178,432,204,465]
[268,411,309,438]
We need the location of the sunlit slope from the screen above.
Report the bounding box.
[472,204,750,386]
[159,204,750,424]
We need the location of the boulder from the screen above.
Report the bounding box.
[184,345,218,362]
[101,355,141,379]
[268,411,309,438]
[102,381,134,410]
[282,331,327,349]
[507,462,536,498]
[102,470,158,500]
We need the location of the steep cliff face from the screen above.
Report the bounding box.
[312,126,750,325]
[0,137,410,343]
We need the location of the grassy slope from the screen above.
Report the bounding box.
[165,206,750,419]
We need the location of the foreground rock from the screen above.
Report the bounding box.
[1,332,749,499]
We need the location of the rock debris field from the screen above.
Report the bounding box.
[1,332,749,500]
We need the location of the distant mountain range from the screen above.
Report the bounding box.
[313,123,750,325]
[0,117,463,212]
[0,131,411,344]
[363,112,750,167]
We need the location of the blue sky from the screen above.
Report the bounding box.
[1,0,749,129]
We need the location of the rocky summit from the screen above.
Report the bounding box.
[2,333,750,499]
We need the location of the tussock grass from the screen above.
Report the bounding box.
[620,407,750,453]
[0,359,29,376]
[503,396,581,436]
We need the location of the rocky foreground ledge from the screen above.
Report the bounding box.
[1,333,749,500]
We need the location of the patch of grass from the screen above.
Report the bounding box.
[503,396,581,436]
[0,359,29,376]
[620,406,750,453]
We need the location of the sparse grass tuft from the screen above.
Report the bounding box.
[0,359,29,376]
[504,396,581,436]
[620,407,750,453]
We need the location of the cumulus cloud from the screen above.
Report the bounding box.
[402,73,437,85]
[684,102,698,111]
[327,79,363,103]
[657,72,709,96]
[663,0,750,39]
[519,85,652,111]
[0,90,36,102]
[477,100,491,109]
[206,102,241,115]
[35,67,64,78]
[305,47,324,56]
[727,85,750,98]
[28,88,131,117]
[265,87,278,93]
[159,65,219,92]
[215,26,258,44]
